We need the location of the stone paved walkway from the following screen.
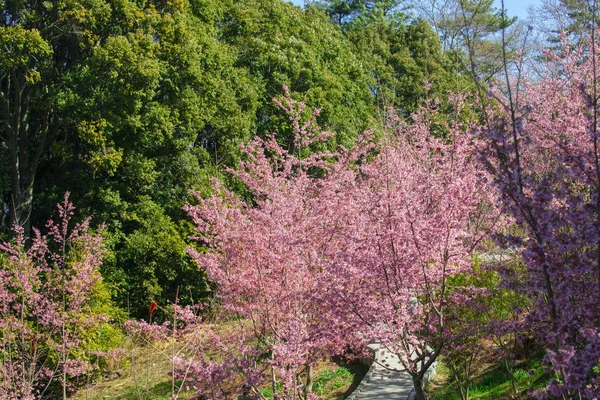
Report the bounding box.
[347,344,417,400]
[350,367,415,400]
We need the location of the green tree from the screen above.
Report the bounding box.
[313,0,409,26]
[22,0,378,316]
[529,0,599,46]
[34,0,251,316]
[415,0,516,85]
[221,0,375,149]
[0,0,111,235]
[348,18,467,119]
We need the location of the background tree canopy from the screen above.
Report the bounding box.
[0,0,473,317]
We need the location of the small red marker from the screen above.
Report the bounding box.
[149,300,158,314]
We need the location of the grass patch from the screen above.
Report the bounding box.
[258,357,368,399]
[79,380,194,400]
[313,366,354,398]
[71,338,196,400]
[73,335,368,399]
[428,358,548,400]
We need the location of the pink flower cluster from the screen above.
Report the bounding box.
[184,88,495,399]
[477,32,600,398]
[0,193,105,399]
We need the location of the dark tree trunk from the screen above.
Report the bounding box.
[2,71,51,238]
[9,176,34,236]
[411,374,427,400]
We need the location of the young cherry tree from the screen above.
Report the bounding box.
[319,96,497,400]
[185,87,368,400]
[477,33,600,398]
[0,193,105,399]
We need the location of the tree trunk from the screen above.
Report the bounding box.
[304,364,313,398]
[412,374,427,400]
[271,358,277,398]
[9,177,33,236]
[2,72,51,238]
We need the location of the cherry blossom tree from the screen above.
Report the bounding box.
[317,95,497,399]
[185,87,368,399]
[185,88,497,400]
[477,32,600,398]
[0,193,105,399]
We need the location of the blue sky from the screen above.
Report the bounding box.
[286,0,539,21]
[497,0,538,20]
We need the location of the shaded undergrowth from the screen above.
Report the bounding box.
[428,355,549,400]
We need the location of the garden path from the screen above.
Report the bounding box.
[346,344,416,400]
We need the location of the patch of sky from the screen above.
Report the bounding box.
[285,0,540,22]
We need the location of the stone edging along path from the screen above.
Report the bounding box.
[346,343,437,400]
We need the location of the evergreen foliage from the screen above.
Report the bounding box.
[1,0,460,317]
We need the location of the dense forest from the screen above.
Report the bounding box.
[0,0,470,317]
[2,0,600,399]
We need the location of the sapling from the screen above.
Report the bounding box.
[0,193,105,399]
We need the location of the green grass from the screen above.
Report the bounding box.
[75,341,367,400]
[313,366,355,397]
[71,338,196,400]
[429,358,548,400]
[80,380,195,400]
[259,381,285,398]
[259,360,367,399]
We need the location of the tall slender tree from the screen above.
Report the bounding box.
[0,0,111,235]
